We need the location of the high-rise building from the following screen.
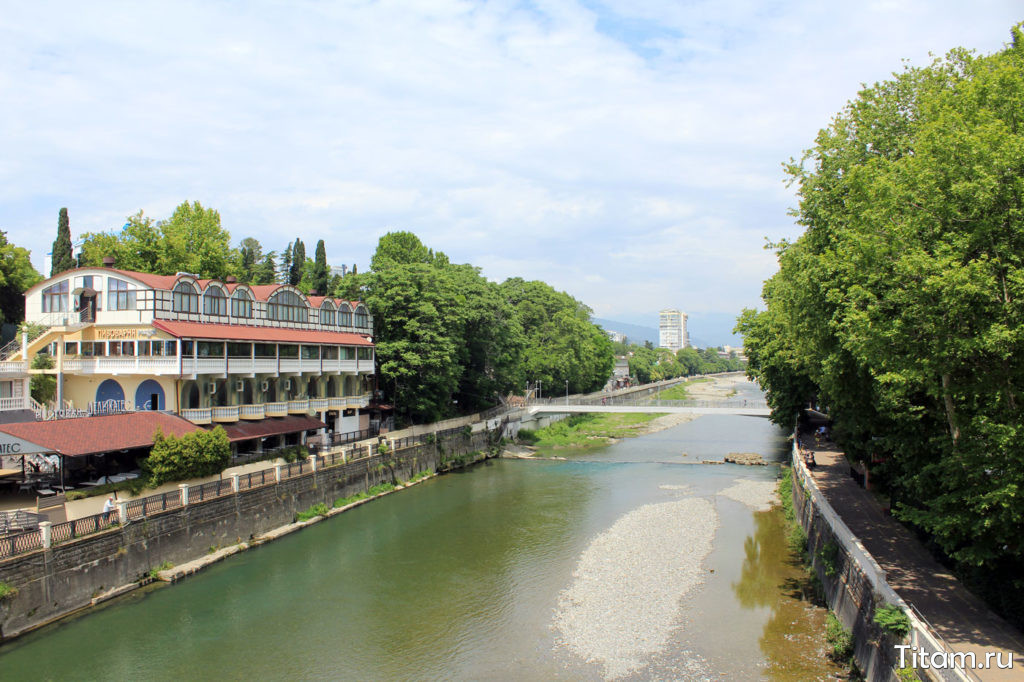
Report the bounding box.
[659,308,688,351]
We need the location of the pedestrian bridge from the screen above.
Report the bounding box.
[525,398,771,417]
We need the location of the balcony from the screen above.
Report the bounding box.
[0,396,31,412]
[239,404,265,420]
[287,399,309,414]
[328,397,347,410]
[63,357,179,375]
[181,408,211,424]
[265,402,288,417]
[211,406,239,423]
[0,361,27,376]
[349,395,370,408]
[309,398,330,411]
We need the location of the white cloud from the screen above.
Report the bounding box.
[0,0,1020,341]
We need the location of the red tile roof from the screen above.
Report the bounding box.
[151,320,373,345]
[206,415,327,442]
[0,413,199,457]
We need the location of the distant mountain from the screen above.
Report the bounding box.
[592,318,659,346]
[594,312,744,349]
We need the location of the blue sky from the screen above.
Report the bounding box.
[1,1,1020,344]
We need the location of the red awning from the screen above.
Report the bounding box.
[152,320,373,346]
[206,415,326,443]
[0,412,199,457]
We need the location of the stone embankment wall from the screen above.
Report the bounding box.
[791,441,970,682]
[0,429,497,641]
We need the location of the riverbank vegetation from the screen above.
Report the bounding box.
[624,344,744,384]
[739,25,1024,627]
[518,413,661,449]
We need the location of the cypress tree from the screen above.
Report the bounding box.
[289,239,305,286]
[311,239,328,294]
[51,207,74,275]
[280,242,293,284]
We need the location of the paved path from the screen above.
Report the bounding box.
[805,436,1024,680]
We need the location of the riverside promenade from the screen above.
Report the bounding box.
[803,434,1024,680]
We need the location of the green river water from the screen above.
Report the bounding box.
[0,381,840,680]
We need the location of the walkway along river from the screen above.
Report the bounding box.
[0,380,841,680]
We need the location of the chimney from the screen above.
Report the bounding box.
[309,289,318,296]
[225,276,237,284]
[102,256,115,267]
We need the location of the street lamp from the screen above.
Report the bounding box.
[539,380,542,401]
[565,379,569,405]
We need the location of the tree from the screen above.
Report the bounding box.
[253,251,278,285]
[80,211,161,273]
[279,242,293,284]
[146,427,231,485]
[29,354,56,405]
[310,239,329,295]
[236,237,263,283]
[288,239,305,286]
[0,230,42,324]
[158,201,232,279]
[738,25,1024,627]
[51,208,74,275]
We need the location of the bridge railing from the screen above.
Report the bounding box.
[526,397,767,409]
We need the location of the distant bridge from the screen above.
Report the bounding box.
[525,398,771,417]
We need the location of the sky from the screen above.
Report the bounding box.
[1,1,1021,344]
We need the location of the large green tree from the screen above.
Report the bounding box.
[739,26,1024,624]
[0,230,42,325]
[288,239,305,286]
[51,208,74,275]
[310,239,329,295]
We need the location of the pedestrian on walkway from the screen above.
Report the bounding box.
[103,495,115,514]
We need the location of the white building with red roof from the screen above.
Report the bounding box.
[0,260,376,460]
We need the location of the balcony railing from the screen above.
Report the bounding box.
[59,356,366,378]
[0,361,28,376]
[181,408,211,424]
[265,402,288,417]
[287,399,309,414]
[63,357,179,375]
[239,404,265,420]
[0,396,31,412]
[309,398,330,411]
[211,406,239,422]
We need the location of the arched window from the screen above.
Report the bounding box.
[320,300,336,326]
[107,278,137,311]
[337,303,352,327]
[230,289,253,318]
[42,280,69,312]
[172,281,199,313]
[203,285,227,316]
[354,305,370,329]
[267,290,308,323]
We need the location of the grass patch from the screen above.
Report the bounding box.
[147,560,174,579]
[874,603,911,638]
[334,491,370,507]
[296,502,330,522]
[524,413,662,448]
[409,470,432,483]
[0,581,18,600]
[825,612,854,662]
[333,482,398,508]
[368,482,396,495]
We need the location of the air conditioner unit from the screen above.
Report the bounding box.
[260,380,270,392]
[235,380,245,392]
[283,379,292,390]
[207,382,218,395]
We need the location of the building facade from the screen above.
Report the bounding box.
[0,265,376,449]
[658,308,689,351]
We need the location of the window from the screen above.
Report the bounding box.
[354,306,369,328]
[204,286,226,316]
[278,344,298,358]
[320,302,336,326]
[108,341,135,356]
[338,306,352,327]
[228,342,252,358]
[267,290,308,323]
[64,342,79,356]
[107,278,137,311]
[81,341,106,357]
[322,346,338,360]
[340,346,355,360]
[138,341,151,356]
[42,280,69,313]
[230,290,253,318]
[173,282,199,313]
[181,340,195,357]
[301,345,320,359]
[198,341,225,358]
[254,343,276,358]
[358,347,372,360]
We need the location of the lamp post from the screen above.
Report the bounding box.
[565,379,569,405]
[539,381,542,401]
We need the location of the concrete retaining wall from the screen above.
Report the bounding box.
[0,429,497,640]
[791,441,970,682]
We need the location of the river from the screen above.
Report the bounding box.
[0,380,840,680]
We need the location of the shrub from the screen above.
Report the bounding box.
[377,441,390,455]
[818,541,840,577]
[0,581,17,600]
[874,603,912,639]
[30,353,56,404]
[296,503,329,522]
[517,428,539,444]
[825,612,854,662]
[146,426,231,485]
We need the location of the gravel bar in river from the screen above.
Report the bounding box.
[553,497,718,679]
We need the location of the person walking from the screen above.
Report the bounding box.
[102,495,116,514]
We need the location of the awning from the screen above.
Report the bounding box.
[0,412,199,457]
[152,320,373,346]
[206,415,326,443]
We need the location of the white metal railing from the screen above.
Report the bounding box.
[0,361,28,375]
[62,357,179,374]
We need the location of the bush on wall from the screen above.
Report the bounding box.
[146,427,231,485]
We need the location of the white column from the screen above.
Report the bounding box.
[274,464,283,483]
[116,500,128,524]
[230,473,240,493]
[178,483,189,506]
[39,521,52,548]
[308,454,318,472]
